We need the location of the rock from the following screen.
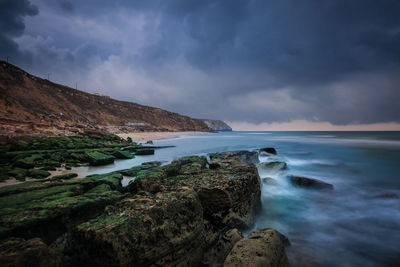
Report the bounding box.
[50,173,78,181]
[0,180,125,240]
[73,188,207,267]
[112,150,135,159]
[27,168,51,179]
[262,177,277,184]
[223,228,289,267]
[135,148,155,155]
[259,161,287,173]
[369,192,399,199]
[259,147,277,155]
[209,150,259,166]
[207,228,244,265]
[145,140,153,144]
[289,175,334,190]
[0,237,62,267]
[85,151,115,166]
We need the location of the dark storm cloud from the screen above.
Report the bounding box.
[2,0,400,125]
[0,0,38,62]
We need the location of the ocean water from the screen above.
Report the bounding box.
[74,131,400,266]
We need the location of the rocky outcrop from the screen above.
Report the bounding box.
[206,228,244,265]
[289,175,334,190]
[0,150,264,266]
[223,228,289,267]
[202,119,232,131]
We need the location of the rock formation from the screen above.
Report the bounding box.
[0,150,288,266]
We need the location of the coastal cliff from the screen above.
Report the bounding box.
[0,150,288,266]
[0,62,211,139]
[202,119,232,131]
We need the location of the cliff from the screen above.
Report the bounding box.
[0,61,211,138]
[202,119,232,131]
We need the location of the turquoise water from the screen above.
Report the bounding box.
[75,131,400,266]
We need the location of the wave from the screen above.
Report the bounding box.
[286,158,340,167]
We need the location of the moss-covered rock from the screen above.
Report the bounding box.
[112,150,135,159]
[85,151,115,166]
[50,173,78,181]
[73,188,207,267]
[27,169,51,179]
[7,168,27,181]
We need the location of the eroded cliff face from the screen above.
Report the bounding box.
[0,61,211,139]
[202,120,232,131]
[0,150,288,266]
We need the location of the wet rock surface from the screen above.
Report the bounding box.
[0,150,275,266]
[223,228,289,267]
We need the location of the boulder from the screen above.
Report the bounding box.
[259,147,277,155]
[27,169,51,179]
[223,228,289,267]
[289,175,333,190]
[259,161,287,173]
[206,228,244,265]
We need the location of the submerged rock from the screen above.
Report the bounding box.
[259,161,287,173]
[289,175,334,190]
[369,192,399,199]
[262,177,277,184]
[223,228,289,267]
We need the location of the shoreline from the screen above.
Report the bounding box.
[117,131,210,142]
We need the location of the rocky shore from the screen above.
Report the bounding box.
[0,143,290,267]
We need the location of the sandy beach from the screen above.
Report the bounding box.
[117,131,209,142]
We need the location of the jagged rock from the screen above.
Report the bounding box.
[259,147,277,155]
[259,161,287,173]
[0,237,62,267]
[223,228,289,267]
[206,228,244,265]
[72,188,207,267]
[262,177,277,184]
[289,175,333,190]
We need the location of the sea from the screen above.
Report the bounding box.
[73,131,400,267]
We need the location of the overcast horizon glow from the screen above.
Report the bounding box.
[1,0,400,130]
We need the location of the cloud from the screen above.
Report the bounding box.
[1,0,400,126]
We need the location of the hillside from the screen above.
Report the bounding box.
[0,61,211,139]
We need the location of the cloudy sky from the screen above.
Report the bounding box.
[1,0,400,130]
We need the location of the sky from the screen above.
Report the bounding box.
[1,0,400,130]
